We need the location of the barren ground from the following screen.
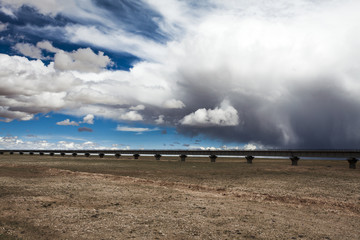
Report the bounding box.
[0,154,359,239]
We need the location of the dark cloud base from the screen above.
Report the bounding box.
[177,80,360,149]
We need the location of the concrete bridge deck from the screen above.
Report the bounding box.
[1,149,359,168]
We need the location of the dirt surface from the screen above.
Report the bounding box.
[0,154,359,239]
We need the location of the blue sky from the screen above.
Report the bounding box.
[1,0,360,150]
[0,112,222,149]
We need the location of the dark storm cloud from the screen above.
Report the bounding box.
[175,77,360,149]
[152,1,360,149]
[284,81,360,148]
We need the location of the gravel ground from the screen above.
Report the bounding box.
[0,154,359,239]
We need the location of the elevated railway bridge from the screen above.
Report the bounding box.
[1,149,360,169]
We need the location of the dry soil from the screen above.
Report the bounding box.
[0,154,359,239]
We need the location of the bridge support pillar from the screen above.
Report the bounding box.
[39,152,44,156]
[99,153,105,158]
[85,153,90,157]
[133,154,140,160]
[29,152,34,155]
[60,152,65,156]
[290,156,299,166]
[50,152,54,156]
[154,154,161,160]
[180,154,187,162]
[210,155,217,162]
[347,158,358,169]
[72,153,77,157]
[245,156,254,164]
[115,153,121,158]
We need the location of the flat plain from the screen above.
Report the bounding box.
[0,154,359,239]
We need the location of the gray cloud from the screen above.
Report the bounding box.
[168,1,360,148]
[13,43,45,59]
[54,48,113,73]
[78,127,93,132]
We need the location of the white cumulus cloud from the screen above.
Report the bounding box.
[12,41,113,73]
[81,114,94,124]
[180,100,239,127]
[155,115,165,124]
[119,111,143,121]
[243,143,257,150]
[56,119,79,126]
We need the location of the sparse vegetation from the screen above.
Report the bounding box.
[0,154,359,239]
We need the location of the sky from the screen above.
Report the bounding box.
[0,0,360,150]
